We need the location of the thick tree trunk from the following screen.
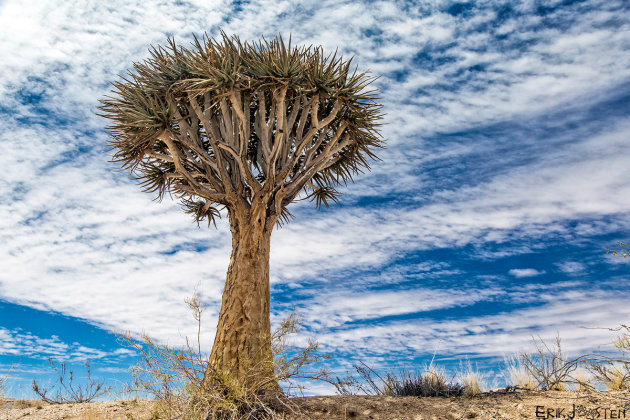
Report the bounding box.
[208,204,274,388]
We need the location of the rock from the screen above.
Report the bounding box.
[344,405,358,417]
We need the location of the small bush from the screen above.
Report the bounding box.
[335,362,465,397]
[32,358,110,403]
[590,364,630,391]
[392,366,464,397]
[581,324,630,391]
[121,295,328,419]
[519,334,592,391]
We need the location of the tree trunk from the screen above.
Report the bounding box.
[208,204,274,388]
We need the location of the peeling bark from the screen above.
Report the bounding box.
[208,203,274,386]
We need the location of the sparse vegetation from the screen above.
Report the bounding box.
[459,361,486,396]
[518,334,591,391]
[8,326,630,418]
[503,354,536,390]
[120,295,329,419]
[334,362,465,397]
[585,325,630,391]
[31,358,111,404]
[507,330,630,393]
[570,368,593,392]
[0,370,7,398]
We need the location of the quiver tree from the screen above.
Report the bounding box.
[99,33,383,387]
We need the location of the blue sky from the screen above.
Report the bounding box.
[1,0,629,398]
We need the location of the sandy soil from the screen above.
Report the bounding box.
[0,398,155,419]
[2,390,629,419]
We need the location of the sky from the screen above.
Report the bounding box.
[1,0,629,398]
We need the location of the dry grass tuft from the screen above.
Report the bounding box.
[459,361,486,397]
[0,372,6,398]
[570,368,593,392]
[585,325,630,391]
[589,363,630,391]
[503,354,536,390]
[0,365,16,400]
[334,361,465,397]
[81,406,110,420]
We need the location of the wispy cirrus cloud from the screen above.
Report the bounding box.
[0,327,133,362]
[312,282,629,360]
[303,286,505,329]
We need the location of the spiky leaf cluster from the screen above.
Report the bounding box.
[99,32,383,226]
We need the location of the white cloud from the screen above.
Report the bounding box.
[0,0,629,374]
[303,287,504,329]
[556,261,586,274]
[311,285,630,359]
[509,268,545,278]
[0,328,130,362]
[97,366,130,374]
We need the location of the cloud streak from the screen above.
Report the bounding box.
[0,327,133,362]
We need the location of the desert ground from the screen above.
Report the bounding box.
[2,389,630,419]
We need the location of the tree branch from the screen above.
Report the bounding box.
[304,120,348,168]
[229,90,261,194]
[146,151,175,162]
[269,86,288,180]
[277,99,343,184]
[189,96,238,202]
[255,92,272,163]
[159,129,231,207]
[163,101,225,192]
[172,182,226,202]
[217,143,260,194]
[283,133,352,203]
[219,97,236,149]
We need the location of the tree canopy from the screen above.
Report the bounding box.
[99,33,383,228]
